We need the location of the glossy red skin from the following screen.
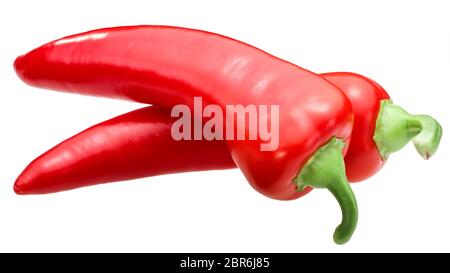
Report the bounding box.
[14,71,389,194]
[14,73,386,195]
[15,106,236,194]
[14,26,353,200]
[322,72,390,182]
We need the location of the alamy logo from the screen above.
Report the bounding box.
[171,97,280,151]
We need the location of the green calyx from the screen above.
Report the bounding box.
[373,100,442,160]
[294,137,358,245]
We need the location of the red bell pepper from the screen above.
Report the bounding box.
[14,26,356,244]
[322,72,441,181]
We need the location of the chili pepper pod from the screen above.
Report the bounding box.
[322,72,442,182]
[15,26,356,244]
[16,72,441,195]
[14,106,236,194]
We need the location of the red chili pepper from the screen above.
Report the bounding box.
[14,106,236,194]
[322,72,442,181]
[14,26,356,244]
[14,72,443,193]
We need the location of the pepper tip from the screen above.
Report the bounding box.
[13,182,24,195]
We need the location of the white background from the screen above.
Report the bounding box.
[0,0,448,252]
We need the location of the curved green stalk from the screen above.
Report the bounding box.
[412,115,442,159]
[373,100,442,160]
[294,137,358,245]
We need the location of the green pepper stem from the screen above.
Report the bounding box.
[294,137,358,245]
[412,115,443,159]
[329,179,357,244]
[373,100,442,160]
